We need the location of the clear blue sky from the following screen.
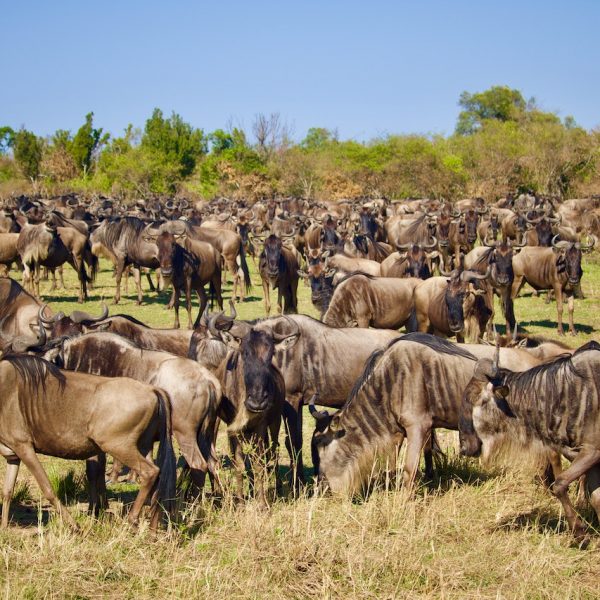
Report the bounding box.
[2,0,599,142]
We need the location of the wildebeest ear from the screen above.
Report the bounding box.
[274,333,299,351]
[221,330,241,350]
[493,391,515,417]
[328,415,346,438]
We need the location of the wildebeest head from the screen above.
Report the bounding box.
[552,235,595,286]
[299,252,336,314]
[262,234,284,278]
[458,348,513,460]
[444,269,489,333]
[463,209,480,245]
[320,216,340,252]
[156,231,179,282]
[436,213,454,248]
[396,238,437,279]
[485,239,516,286]
[358,207,378,239]
[38,304,109,338]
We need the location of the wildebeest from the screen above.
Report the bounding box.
[0,277,45,337]
[90,217,159,304]
[323,272,420,329]
[381,240,437,279]
[156,231,223,329]
[458,342,600,542]
[311,334,543,495]
[17,220,92,303]
[511,236,595,335]
[0,233,21,276]
[46,331,221,493]
[206,315,288,507]
[41,308,194,357]
[0,347,176,529]
[259,234,300,315]
[413,269,492,342]
[464,239,522,338]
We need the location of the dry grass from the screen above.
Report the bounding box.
[0,256,599,598]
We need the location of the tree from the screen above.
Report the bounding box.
[252,112,291,158]
[456,86,527,135]
[12,128,43,180]
[142,109,206,177]
[301,127,334,150]
[70,112,109,175]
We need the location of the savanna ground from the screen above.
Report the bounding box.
[1,253,600,599]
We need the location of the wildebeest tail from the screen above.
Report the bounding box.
[406,307,418,333]
[85,238,99,283]
[155,389,177,517]
[238,242,252,292]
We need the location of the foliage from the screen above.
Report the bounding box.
[70,112,109,175]
[0,126,14,154]
[12,128,44,180]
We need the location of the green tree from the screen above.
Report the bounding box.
[456,86,527,135]
[301,127,334,150]
[12,128,43,180]
[142,108,206,177]
[70,112,109,175]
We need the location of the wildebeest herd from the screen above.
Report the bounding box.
[0,191,599,543]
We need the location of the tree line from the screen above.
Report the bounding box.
[1,86,599,202]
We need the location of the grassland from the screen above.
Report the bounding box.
[0,255,599,599]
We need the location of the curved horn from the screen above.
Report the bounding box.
[308,394,330,423]
[70,303,109,324]
[38,304,62,325]
[395,241,414,251]
[272,317,300,343]
[551,235,570,250]
[482,235,496,248]
[460,266,491,281]
[423,235,437,250]
[208,311,235,338]
[439,264,453,277]
[229,299,237,319]
[476,205,489,215]
[579,234,596,251]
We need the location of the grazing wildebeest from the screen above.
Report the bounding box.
[0,347,176,529]
[207,315,288,507]
[90,217,159,304]
[323,272,420,329]
[511,235,595,335]
[156,231,223,329]
[459,342,600,543]
[47,331,221,493]
[259,234,300,315]
[413,269,492,342]
[311,334,543,495]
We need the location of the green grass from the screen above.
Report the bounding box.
[0,255,598,598]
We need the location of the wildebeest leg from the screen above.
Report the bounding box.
[145,270,156,292]
[554,284,564,335]
[1,458,20,528]
[567,293,576,336]
[132,267,144,305]
[511,275,524,300]
[184,280,193,329]
[403,423,430,494]
[229,435,245,503]
[107,458,124,483]
[206,416,222,496]
[249,431,269,509]
[212,270,224,310]
[114,259,126,304]
[282,398,304,492]
[86,453,108,516]
[277,288,283,314]
[172,284,181,329]
[48,268,57,291]
[34,263,41,298]
[194,287,208,329]
[551,447,600,541]
[58,265,65,289]
[262,279,271,316]
[583,466,600,519]
[16,444,79,530]
[267,418,282,496]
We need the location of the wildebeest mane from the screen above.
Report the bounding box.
[346,346,391,408]
[102,217,147,249]
[403,213,428,238]
[335,270,377,286]
[3,354,66,397]
[110,313,151,327]
[471,248,493,272]
[393,332,478,360]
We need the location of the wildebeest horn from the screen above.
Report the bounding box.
[476,205,489,215]
[229,299,237,319]
[272,317,300,343]
[547,214,561,224]
[308,394,330,422]
[423,236,437,250]
[396,241,413,251]
[578,235,596,251]
[439,264,453,277]
[460,266,492,282]
[208,311,236,337]
[70,303,109,324]
[38,304,62,325]
[482,235,496,248]
[551,235,570,250]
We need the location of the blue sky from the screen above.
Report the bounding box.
[2,0,599,142]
